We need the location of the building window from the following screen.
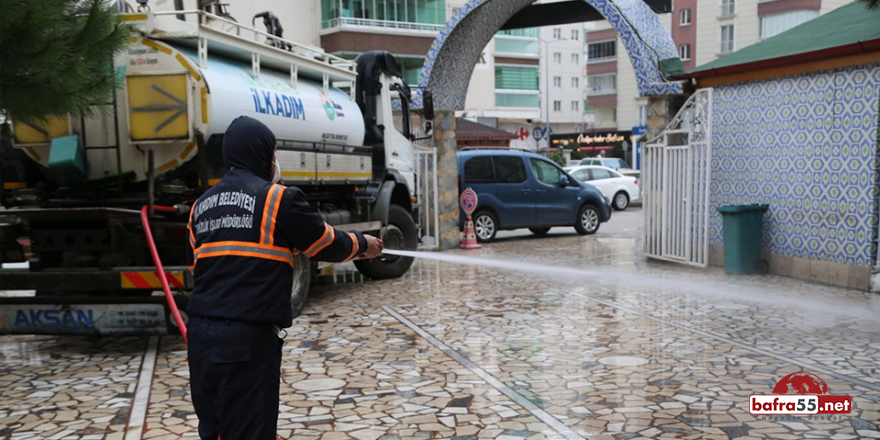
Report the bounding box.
[321,0,446,30]
[571,29,579,41]
[761,10,819,39]
[612,107,617,122]
[638,105,647,126]
[679,44,691,61]
[497,28,540,38]
[495,65,539,90]
[584,104,595,114]
[588,73,616,95]
[553,28,562,39]
[553,100,562,111]
[587,40,616,62]
[571,101,579,112]
[495,92,539,108]
[495,37,540,55]
[680,8,691,26]
[719,25,735,53]
[719,0,735,17]
[553,76,561,87]
[571,53,579,64]
[495,65,540,107]
[571,77,579,88]
[553,52,562,64]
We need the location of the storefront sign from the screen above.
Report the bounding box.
[551,130,633,147]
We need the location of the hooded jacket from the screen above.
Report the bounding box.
[186,116,368,327]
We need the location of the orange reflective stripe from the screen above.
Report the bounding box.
[195,249,294,266]
[191,185,294,269]
[343,232,360,262]
[260,186,273,243]
[260,184,284,245]
[193,240,294,267]
[187,204,196,249]
[302,222,335,257]
[267,184,284,244]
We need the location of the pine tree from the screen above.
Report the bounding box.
[0,0,132,122]
[858,0,880,10]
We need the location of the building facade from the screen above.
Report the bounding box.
[587,0,854,142]
[481,24,594,151]
[682,1,880,290]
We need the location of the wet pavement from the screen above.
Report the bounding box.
[3,208,880,439]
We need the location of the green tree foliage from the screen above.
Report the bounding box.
[0,0,131,122]
[545,149,567,167]
[857,0,879,10]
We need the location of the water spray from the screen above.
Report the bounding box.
[381,249,879,322]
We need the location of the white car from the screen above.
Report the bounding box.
[575,157,640,179]
[564,165,640,211]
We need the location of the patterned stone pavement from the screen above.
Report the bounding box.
[3,212,880,439]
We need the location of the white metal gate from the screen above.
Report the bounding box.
[415,144,439,250]
[644,88,713,267]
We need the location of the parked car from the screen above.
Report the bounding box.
[564,165,640,211]
[457,148,612,242]
[576,157,640,178]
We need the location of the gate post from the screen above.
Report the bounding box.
[434,110,461,250]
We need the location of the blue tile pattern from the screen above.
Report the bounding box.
[419,0,682,110]
[584,0,682,96]
[709,64,880,267]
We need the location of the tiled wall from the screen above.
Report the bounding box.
[709,63,880,268]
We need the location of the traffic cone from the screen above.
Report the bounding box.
[461,213,481,249]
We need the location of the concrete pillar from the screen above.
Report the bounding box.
[646,94,676,140]
[434,110,460,250]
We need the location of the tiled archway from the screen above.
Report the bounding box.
[420,0,683,111]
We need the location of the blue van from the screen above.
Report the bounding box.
[457,148,612,242]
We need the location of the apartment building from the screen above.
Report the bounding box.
[468,24,594,150]
[586,0,854,136]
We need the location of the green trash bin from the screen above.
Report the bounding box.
[716,204,769,275]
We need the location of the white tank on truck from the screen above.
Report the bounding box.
[0,3,434,336]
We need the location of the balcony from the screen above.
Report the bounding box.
[322,17,445,32]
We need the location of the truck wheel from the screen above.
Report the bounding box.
[290,252,312,318]
[354,204,416,280]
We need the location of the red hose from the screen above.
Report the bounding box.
[140,205,188,343]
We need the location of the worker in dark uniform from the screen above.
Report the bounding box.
[185,116,383,440]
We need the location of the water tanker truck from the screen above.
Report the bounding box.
[0,6,434,335]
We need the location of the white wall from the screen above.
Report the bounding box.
[463,39,498,116]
